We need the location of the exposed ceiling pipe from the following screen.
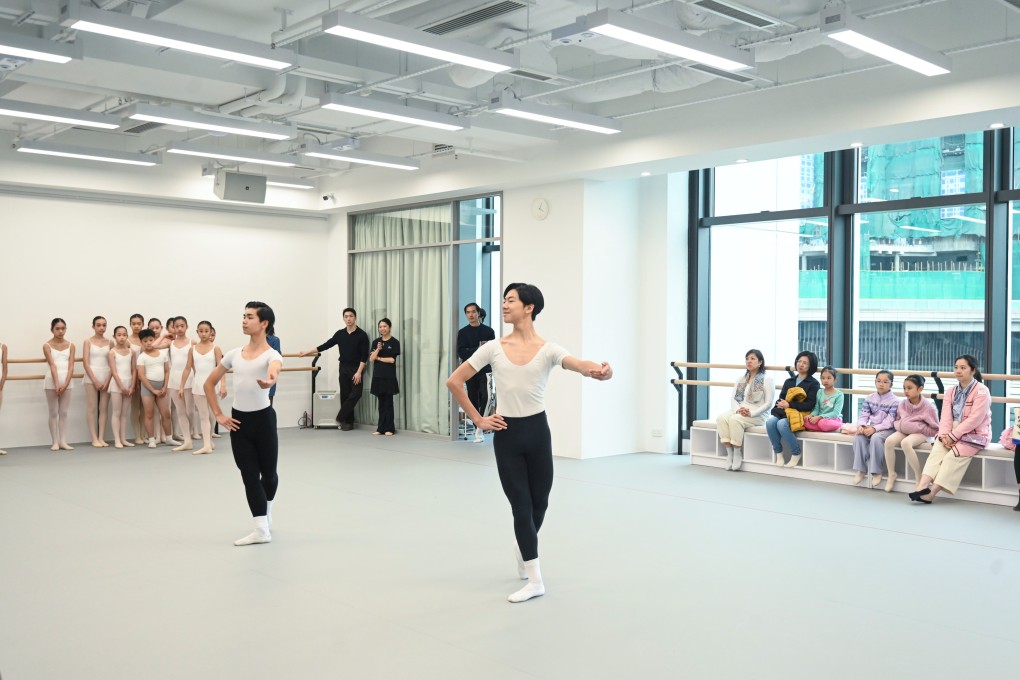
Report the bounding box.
[219,75,290,115]
[234,76,308,117]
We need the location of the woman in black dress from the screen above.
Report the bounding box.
[369,318,400,436]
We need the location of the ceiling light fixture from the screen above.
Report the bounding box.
[166,141,296,167]
[322,10,514,73]
[735,158,749,163]
[319,93,466,131]
[266,176,315,190]
[990,123,1006,129]
[819,7,950,76]
[0,100,120,129]
[0,32,80,63]
[488,92,620,135]
[63,5,293,71]
[850,142,864,148]
[126,104,295,140]
[15,140,160,166]
[951,215,985,224]
[563,8,754,72]
[303,145,420,171]
[900,225,940,233]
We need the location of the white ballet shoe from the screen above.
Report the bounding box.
[123,440,135,448]
[59,443,74,451]
[233,531,271,547]
[192,446,213,455]
[51,444,60,451]
[513,543,528,580]
[172,440,193,452]
[114,442,124,449]
[508,582,545,603]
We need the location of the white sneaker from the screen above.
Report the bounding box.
[234,531,271,546]
[473,430,484,443]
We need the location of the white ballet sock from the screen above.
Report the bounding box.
[267,500,274,528]
[508,558,545,603]
[513,542,528,580]
[234,515,271,546]
[147,437,157,449]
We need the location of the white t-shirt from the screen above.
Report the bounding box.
[136,351,166,382]
[220,346,283,412]
[467,340,570,418]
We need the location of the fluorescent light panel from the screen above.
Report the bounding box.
[319,93,465,131]
[578,9,754,72]
[64,5,293,70]
[266,176,315,190]
[303,146,419,171]
[322,10,513,73]
[0,32,80,63]
[16,140,159,166]
[167,141,296,167]
[489,94,620,135]
[0,100,120,129]
[819,8,949,76]
[900,225,940,233]
[126,104,295,140]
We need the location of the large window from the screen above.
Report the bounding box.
[707,218,828,416]
[859,133,983,202]
[851,206,986,412]
[714,154,824,217]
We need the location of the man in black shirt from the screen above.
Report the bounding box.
[301,308,370,430]
[456,302,495,441]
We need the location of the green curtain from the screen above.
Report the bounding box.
[350,205,452,435]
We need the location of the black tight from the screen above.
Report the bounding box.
[230,407,279,517]
[493,411,553,562]
[1014,447,1020,485]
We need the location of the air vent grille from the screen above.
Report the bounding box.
[507,68,553,82]
[432,143,455,157]
[124,121,164,134]
[691,0,778,29]
[424,1,526,35]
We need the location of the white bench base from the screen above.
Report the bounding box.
[691,421,1017,506]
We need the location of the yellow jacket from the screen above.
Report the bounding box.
[784,386,808,432]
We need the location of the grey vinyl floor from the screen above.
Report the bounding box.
[1,428,1019,680]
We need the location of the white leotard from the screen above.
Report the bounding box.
[83,340,112,386]
[43,345,74,391]
[220,347,283,412]
[167,342,193,389]
[191,346,218,392]
[108,349,134,394]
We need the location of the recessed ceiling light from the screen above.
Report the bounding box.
[850,142,864,148]
[640,171,651,177]
[989,123,1006,129]
[735,158,748,164]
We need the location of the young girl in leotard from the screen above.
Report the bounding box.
[43,318,75,451]
[0,338,7,455]
[107,326,137,449]
[82,315,113,447]
[182,320,222,455]
[167,317,195,451]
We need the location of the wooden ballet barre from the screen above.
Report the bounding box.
[670,380,1020,403]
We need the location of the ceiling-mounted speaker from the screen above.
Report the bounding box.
[214,169,266,203]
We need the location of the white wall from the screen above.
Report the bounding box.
[502,181,586,457]
[0,194,328,448]
[579,178,642,458]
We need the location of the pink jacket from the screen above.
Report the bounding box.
[938,382,992,457]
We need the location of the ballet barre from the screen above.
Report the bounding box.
[2,353,321,381]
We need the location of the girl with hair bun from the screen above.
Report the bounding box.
[82,316,113,447]
[43,318,75,451]
[107,326,137,448]
[882,374,938,493]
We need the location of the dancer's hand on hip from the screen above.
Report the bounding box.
[216,412,241,431]
[477,414,507,431]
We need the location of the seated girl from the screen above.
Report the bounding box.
[851,370,900,487]
[803,366,843,432]
[882,374,938,492]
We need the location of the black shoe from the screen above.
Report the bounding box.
[340,423,353,431]
[908,490,932,504]
[1013,500,1020,512]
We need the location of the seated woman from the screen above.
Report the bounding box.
[909,355,991,504]
[803,366,843,432]
[765,351,819,468]
[716,349,774,471]
[882,374,938,492]
[851,370,899,488]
